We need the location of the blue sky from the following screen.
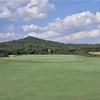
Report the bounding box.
[0,0,100,43]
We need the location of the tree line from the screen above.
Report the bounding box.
[0,36,100,57]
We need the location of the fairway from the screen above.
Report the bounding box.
[0,55,100,100]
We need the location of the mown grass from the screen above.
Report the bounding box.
[0,55,100,100]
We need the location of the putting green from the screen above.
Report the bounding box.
[0,55,100,100]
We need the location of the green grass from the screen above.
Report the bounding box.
[0,55,100,100]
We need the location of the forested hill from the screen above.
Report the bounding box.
[0,36,100,57]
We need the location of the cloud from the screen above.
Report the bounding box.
[0,24,16,42]
[0,32,16,42]
[0,7,11,18]
[0,0,55,20]
[23,24,47,32]
[26,31,60,39]
[23,11,100,43]
[64,29,100,41]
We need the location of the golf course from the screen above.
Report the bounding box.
[0,55,100,100]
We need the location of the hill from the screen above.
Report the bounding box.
[0,36,100,57]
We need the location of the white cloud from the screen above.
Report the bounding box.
[46,11,100,32]
[23,24,47,32]
[23,11,100,43]
[0,0,55,20]
[0,24,16,42]
[0,32,16,42]
[64,29,100,41]
[0,7,11,18]
[17,0,55,20]
[26,31,60,39]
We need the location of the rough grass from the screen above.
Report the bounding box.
[0,55,100,100]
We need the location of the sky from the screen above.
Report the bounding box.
[0,0,100,43]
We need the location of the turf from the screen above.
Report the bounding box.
[0,55,100,100]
